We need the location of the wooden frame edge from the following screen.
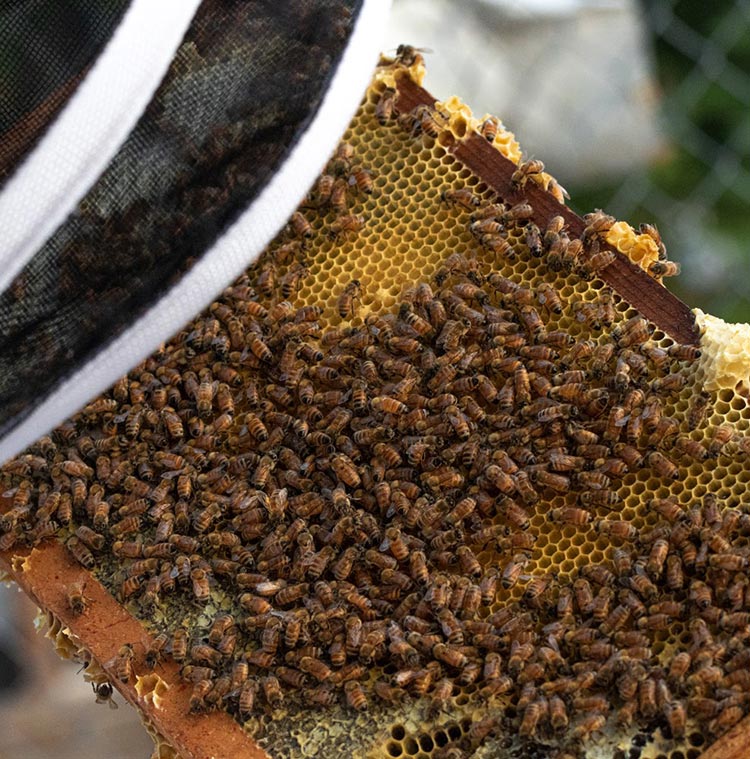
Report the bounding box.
[394,75,700,347]
[0,537,268,759]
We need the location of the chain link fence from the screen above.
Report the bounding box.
[387,0,750,322]
[596,0,750,322]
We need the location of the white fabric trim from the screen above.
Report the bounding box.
[0,0,202,297]
[0,0,392,463]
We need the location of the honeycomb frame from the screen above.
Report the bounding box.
[2,59,750,759]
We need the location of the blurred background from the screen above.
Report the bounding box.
[1,1,748,756]
[386,0,750,322]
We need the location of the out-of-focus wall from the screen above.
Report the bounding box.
[0,584,154,759]
[385,0,664,182]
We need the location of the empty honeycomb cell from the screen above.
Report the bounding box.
[433,730,449,749]
[404,737,420,754]
[536,555,552,570]
[418,734,434,752]
[391,725,406,741]
[386,741,401,757]
[715,401,731,416]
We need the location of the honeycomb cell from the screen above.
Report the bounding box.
[386,741,401,757]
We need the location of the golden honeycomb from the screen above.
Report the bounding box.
[37,609,180,759]
[2,54,750,759]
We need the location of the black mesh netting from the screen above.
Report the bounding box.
[0,0,132,187]
[0,0,362,438]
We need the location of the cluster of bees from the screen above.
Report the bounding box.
[2,92,750,757]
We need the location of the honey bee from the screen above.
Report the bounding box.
[61,459,94,479]
[296,655,332,683]
[709,423,734,454]
[665,343,700,363]
[651,373,688,393]
[647,450,679,479]
[551,507,591,526]
[710,553,747,572]
[159,408,184,440]
[502,202,534,224]
[188,679,212,714]
[120,575,143,601]
[66,536,95,568]
[551,238,581,274]
[579,242,616,279]
[496,497,529,531]
[441,188,479,210]
[67,581,89,615]
[536,282,562,314]
[600,604,631,637]
[92,681,118,709]
[581,209,615,242]
[54,492,72,526]
[687,392,711,428]
[648,497,681,522]
[326,176,349,213]
[660,699,686,739]
[340,680,367,711]
[570,714,606,741]
[612,315,652,348]
[190,568,210,603]
[289,210,312,238]
[171,629,188,663]
[432,642,467,670]
[279,264,308,301]
[374,85,398,124]
[480,233,513,259]
[510,158,545,190]
[350,166,374,195]
[627,572,658,602]
[595,519,636,540]
[649,259,681,277]
[501,553,529,589]
[330,213,365,239]
[607,549,632,581]
[142,632,168,670]
[474,115,499,142]
[635,221,666,257]
[518,700,543,738]
[532,469,571,493]
[411,104,446,139]
[377,526,406,562]
[248,335,273,363]
[75,524,105,551]
[113,644,134,683]
[544,175,569,204]
[523,574,552,604]
[663,555,684,591]
[546,237,568,274]
[195,376,215,418]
